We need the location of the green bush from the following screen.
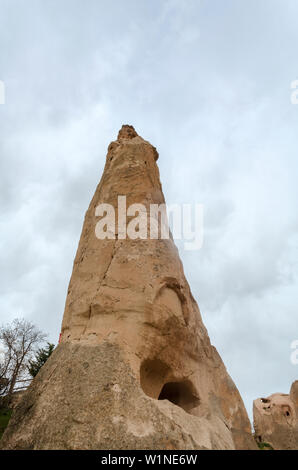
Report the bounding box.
[257,441,274,450]
[0,408,12,440]
[28,342,55,377]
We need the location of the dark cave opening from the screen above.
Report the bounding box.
[158,381,200,414]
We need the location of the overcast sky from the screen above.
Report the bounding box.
[0,0,298,421]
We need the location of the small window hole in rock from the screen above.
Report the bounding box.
[140,359,199,415]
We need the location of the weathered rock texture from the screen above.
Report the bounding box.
[1,125,255,450]
[253,381,298,450]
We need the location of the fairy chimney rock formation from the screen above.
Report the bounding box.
[1,125,255,450]
[253,381,298,449]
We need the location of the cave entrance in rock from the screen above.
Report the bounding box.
[140,359,199,415]
[158,381,200,413]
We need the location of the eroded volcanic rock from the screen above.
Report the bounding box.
[1,125,255,450]
[253,381,298,449]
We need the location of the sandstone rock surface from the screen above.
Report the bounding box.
[1,125,255,450]
[253,381,298,450]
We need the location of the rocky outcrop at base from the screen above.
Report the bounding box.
[254,381,298,450]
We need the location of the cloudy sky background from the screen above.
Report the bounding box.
[0,0,298,421]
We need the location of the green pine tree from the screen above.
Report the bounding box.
[28,342,55,378]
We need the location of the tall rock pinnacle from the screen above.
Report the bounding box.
[1,125,255,449]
